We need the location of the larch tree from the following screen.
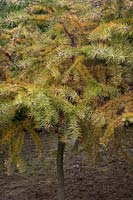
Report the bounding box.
[0,1,133,200]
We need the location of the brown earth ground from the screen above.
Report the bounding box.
[0,132,133,200]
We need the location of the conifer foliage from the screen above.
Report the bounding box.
[0,0,133,199]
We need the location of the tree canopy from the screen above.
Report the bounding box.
[0,0,132,176]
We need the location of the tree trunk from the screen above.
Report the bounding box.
[57,134,65,200]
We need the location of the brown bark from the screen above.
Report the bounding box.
[57,134,65,200]
[0,45,12,62]
[57,111,65,200]
[60,22,77,63]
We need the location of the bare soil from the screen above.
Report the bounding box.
[0,133,133,200]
